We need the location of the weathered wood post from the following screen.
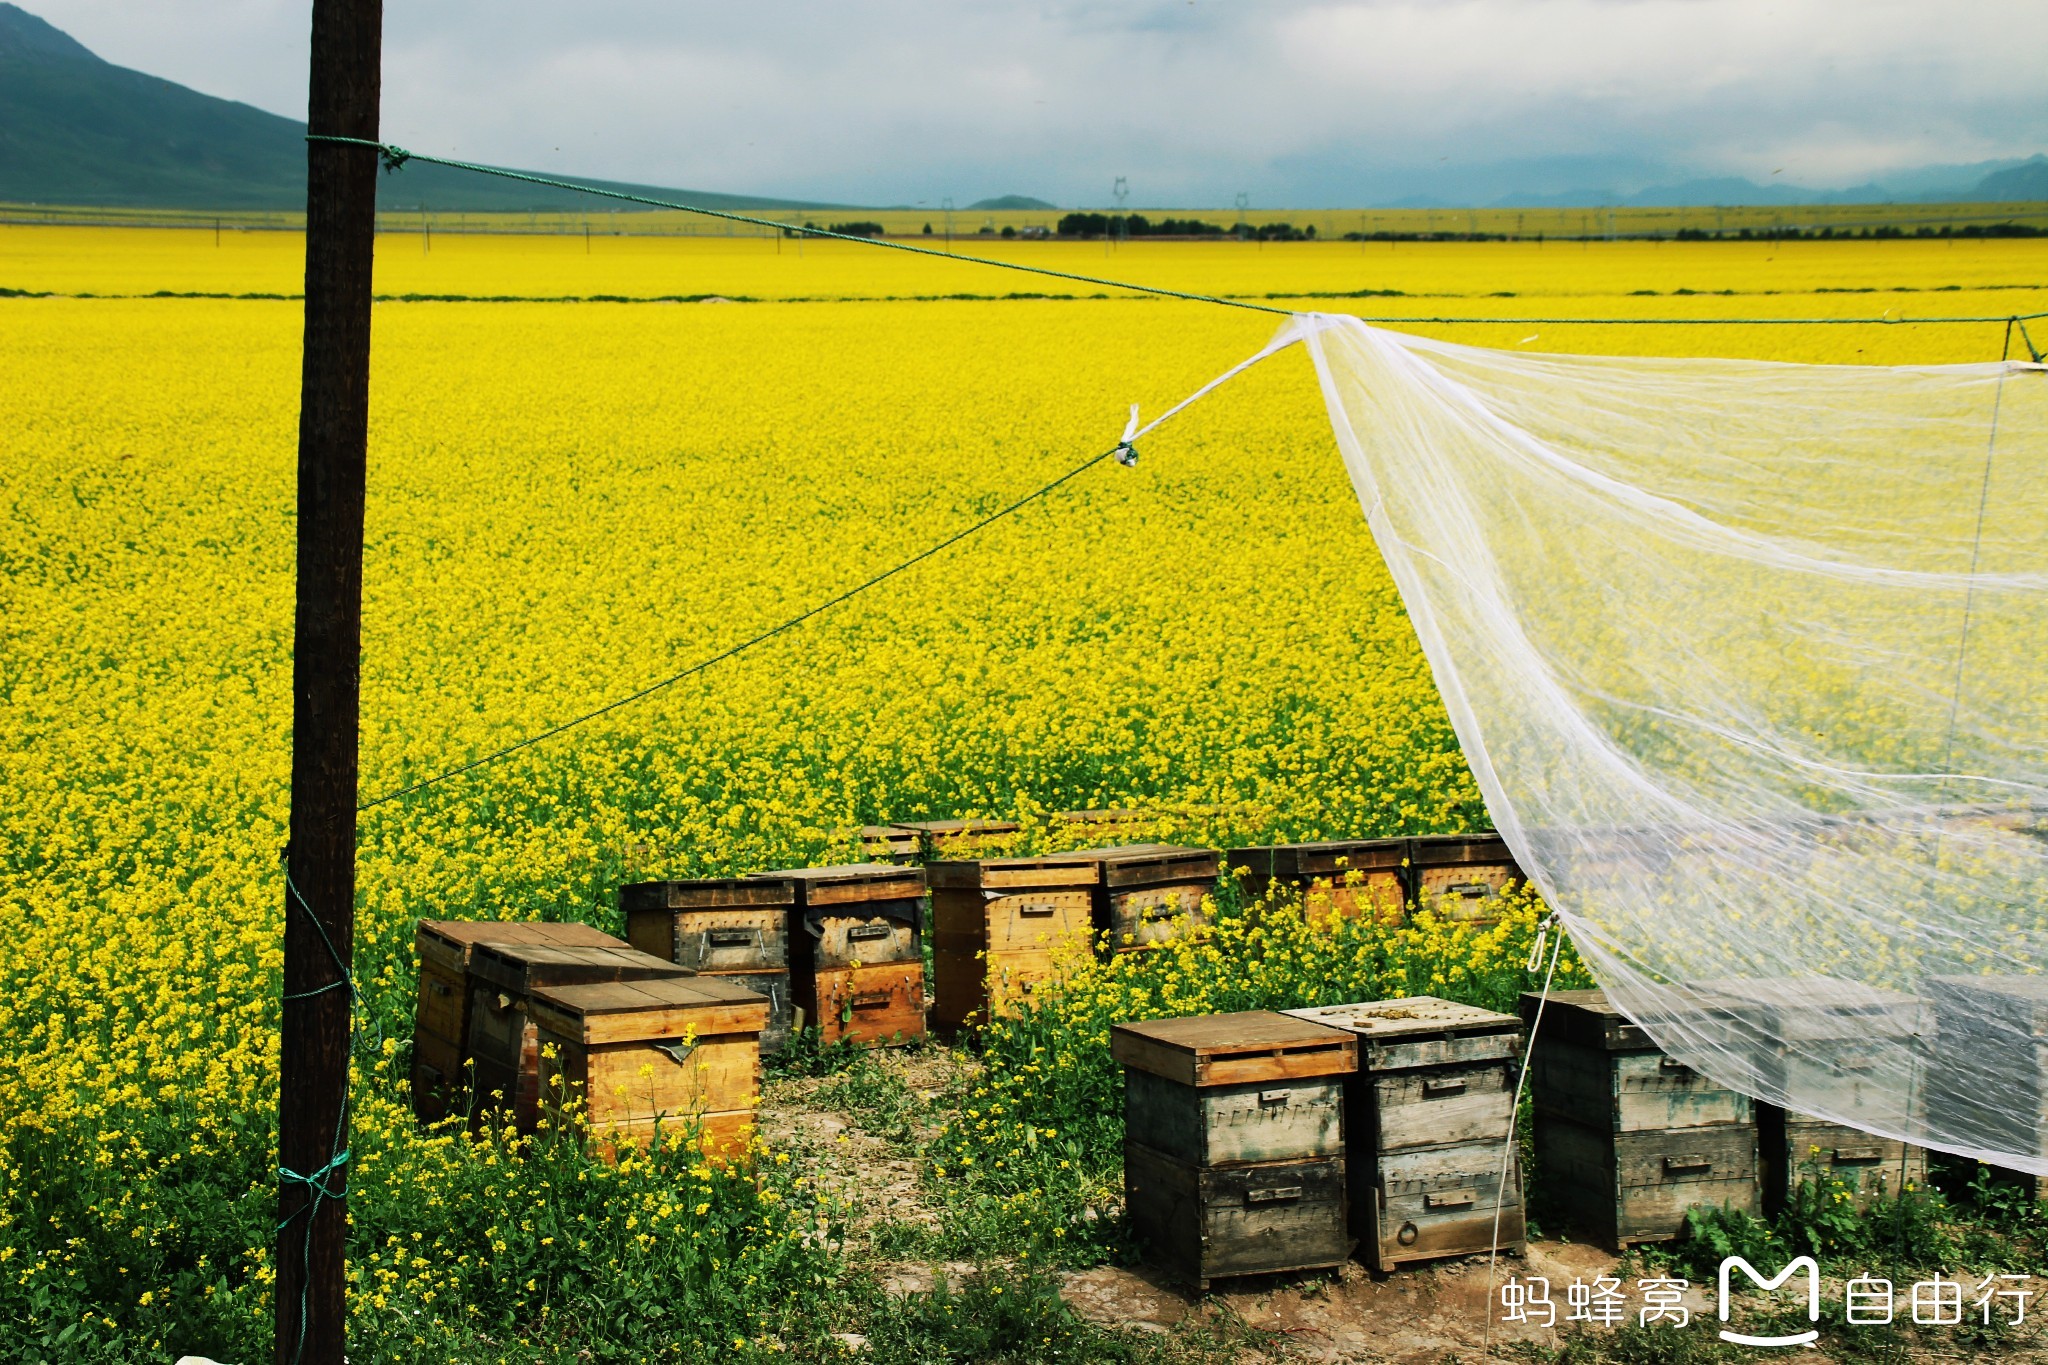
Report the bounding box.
[279,0,380,1360]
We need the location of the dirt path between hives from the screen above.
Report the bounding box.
[761,1047,2035,1363]
[759,1046,967,1269]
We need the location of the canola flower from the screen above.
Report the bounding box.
[1,228,2042,1359]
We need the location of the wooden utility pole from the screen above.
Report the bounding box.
[279,1,380,1362]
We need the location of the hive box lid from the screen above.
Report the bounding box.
[1054,808,1156,826]
[411,916,610,961]
[416,919,623,969]
[1519,988,1657,1051]
[926,856,1100,891]
[1692,976,1931,1041]
[1282,996,1520,1040]
[1111,1010,1355,1087]
[1049,844,1222,888]
[1409,832,1518,867]
[619,878,796,913]
[529,976,770,1044]
[751,862,927,907]
[468,942,693,994]
[895,819,1023,838]
[1233,839,1408,879]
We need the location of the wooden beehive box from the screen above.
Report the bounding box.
[895,818,1024,861]
[1054,808,1161,839]
[1927,974,2048,1198]
[1700,976,1930,1213]
[1114,1011,1357,1290]
[1408,833,1526,925]
[1051,844,1220,953]
[1519,988,1759,1250]
[928,855,1098,1035]
[753,863,927,1047]
[411,919,627,1124]
[1233,839,1409,924]
[1282,997,1525,1271]
[621,877,797,1056]
[531,975,769,1161]
[855,825,922,862]
[465,941,691,1133]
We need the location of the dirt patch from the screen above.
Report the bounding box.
[761,1047,970,1257]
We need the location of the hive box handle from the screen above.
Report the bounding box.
[1664,1155,1712,1173]
[1425,1189,1477,1209]
[1246,1186,1303,1204]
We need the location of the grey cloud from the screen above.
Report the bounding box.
[22,0,2047,206]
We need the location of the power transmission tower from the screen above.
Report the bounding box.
[1112,176,1129,251]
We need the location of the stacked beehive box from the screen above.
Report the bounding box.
[1114,1011,1356,1291]
[895,818,1023,861]
[1927,974,2048,1198]
[1054,808,1160,840]
[1283,997,1525,1271]
[1052,844,1220,953]
[854,825,922,863]
[928,855,1098,1034]
[1232,839,1409,924]
[1408,833,1526,927]
[754,863,927,1047]
[622,877,797,1056]
[411,919,632,1124]
[466,941,691,1133]
[1707,977,1929,1213]
[1520,988,1759,1250]
[532,976,770,1160]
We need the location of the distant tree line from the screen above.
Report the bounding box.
[1056,213,1322,241]
[1675,222,2045,241]
[784,220,888,238]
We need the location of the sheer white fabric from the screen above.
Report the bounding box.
[1295,313,2048,1171]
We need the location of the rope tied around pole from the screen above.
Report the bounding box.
[279,869,356,1365]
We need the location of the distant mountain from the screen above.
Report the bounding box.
[0,2,846,212]
[1478,160,2048,211]
[1972,156,2048,202]
[968,195,1058,211]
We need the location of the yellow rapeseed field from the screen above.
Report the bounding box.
[2,224,2042,1359]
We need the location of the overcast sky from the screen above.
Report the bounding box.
[25,0,2048,206]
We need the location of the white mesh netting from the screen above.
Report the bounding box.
[1294,313,2048,1171]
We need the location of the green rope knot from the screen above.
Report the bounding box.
[378,144,411,173]
[276,1149,350,1220]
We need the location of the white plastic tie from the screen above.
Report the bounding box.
[1114,404,1141,466]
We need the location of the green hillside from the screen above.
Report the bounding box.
[0,3,842,212]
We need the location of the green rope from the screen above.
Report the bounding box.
[306,134,1293,317]
[2017,318,2045,364]
[357,436,1134,810]
[278,871,355,1365]
[304,139,2048,330]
